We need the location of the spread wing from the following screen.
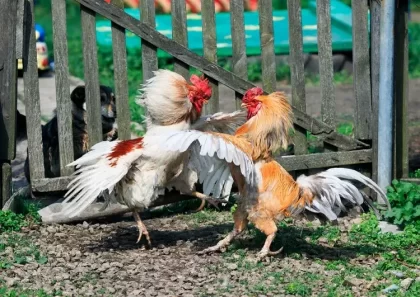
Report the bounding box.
[149,130,254,198]
[191,111,247,134]
[59,138,144,218]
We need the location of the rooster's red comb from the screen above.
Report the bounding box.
[190,75,212,99]
[243,87,264,103]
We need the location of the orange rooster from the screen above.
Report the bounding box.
[55,70,250,245]
[157,87,390,259]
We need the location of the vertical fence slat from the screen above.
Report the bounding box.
[370,0,380,183]
[394,1,409,178]
[111,0,130,140]
[0,0,17,206]
[16,0,25,59]
[52,0,74,176]
[81,4,102,147]
[1,163,12,207]
[140,0,158,82]
[23,0,45,180]
[258,0,276,93]
[352,0,372,140]
[171,0,189,79]
[287,0,307,156]
[316,0,335,128]
[201,0,219,114]
[230,0,247,110]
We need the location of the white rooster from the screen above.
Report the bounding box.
[58,70,252,245]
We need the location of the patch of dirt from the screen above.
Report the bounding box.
[0,212,410,297]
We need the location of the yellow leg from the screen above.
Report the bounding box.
[198,206,248,254]
[133,210,151,246]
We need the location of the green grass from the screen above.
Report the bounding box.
[0,234,48,269]
[204,212,419,296]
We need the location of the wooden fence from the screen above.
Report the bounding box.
[0,0,410,206]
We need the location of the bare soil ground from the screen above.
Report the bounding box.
[3,211,417,297]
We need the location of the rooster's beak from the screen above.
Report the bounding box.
[241,103,247,109]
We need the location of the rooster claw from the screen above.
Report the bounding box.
[194,196,224,212]
[197,245,225,255]
[256,246,284,261]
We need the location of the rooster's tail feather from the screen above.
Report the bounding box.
[295,168,390,221]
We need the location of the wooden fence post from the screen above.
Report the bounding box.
[0,0,18,207]
[394,0,409,179]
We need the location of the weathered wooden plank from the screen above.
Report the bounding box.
[111,0,130,140]
[23,0,45,180]
[140,0,158,82]
[277,149,372,172]
[352,0,372,140]
[171,0,189,79]
[258,0,276,93]
[52,0,74,176]
[400,178,420,185]
[80,4,102,147]
[230,0,247,110]
[16,0,25,59]
[316,0,335,127]
[394,0,409,178]
[0,0,17,161]
[32,148,372,193]
[370,0,380,183]
[287,0,307,156]
[72,0,369,151]
[39,191,195,224]
[201,0,219,114]
[1,163,12,207]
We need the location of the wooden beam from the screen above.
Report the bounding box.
[258,0,276,93]
[52,0,74,176]
[39,191,195,224]
[352,0,372,140]
[277,149,372,171]
[81,4,102,147]
[1,163,12,208]
[32,149,373,193]
[370,0,380,183]
[316,0,335,128]
[171,0,189,79]
[140,0,158,82]
[23,0,45,180]
[287,0,307,157]
[70,1,370,151]
[111,0,131,140]
[201,0,219,114]
[394,0,409,179]
[0,0,18,160]
[230,0,247,110]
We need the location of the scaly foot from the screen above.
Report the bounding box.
[256,246,284,261]
[133,211,152,246]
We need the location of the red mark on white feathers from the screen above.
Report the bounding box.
[107,138,143,167]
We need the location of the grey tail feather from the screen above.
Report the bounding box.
[295,168,390,221]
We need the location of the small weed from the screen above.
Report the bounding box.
[0,234,48,269]
[285,281,312,296]
[0,211,27,233]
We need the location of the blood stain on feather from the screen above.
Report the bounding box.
[107,138,143,167]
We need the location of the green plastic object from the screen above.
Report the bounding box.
[95,0,367,57]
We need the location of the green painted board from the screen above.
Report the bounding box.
[95,0,367,57]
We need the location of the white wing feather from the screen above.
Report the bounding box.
[60,140,144,218]
[150,131,254,198]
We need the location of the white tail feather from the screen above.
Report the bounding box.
[296,168,390,221]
